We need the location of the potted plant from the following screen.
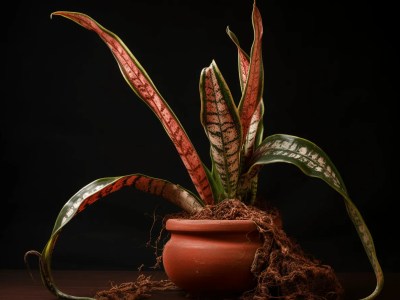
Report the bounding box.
[25,1,383,299]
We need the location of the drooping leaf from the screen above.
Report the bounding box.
[242,134,384,300]
[200,60,242,199]
[29,174,202,299]
[237,3,264,143]
[51,11,214,205]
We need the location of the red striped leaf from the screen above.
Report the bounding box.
[227,27,265,163]
[238,4,264,143]
[29,174,202,299]
[51,11,214,205]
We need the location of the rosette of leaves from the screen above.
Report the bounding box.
[26,2,383,299]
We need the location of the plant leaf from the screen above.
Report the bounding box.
[237,3,264,143]
[29,174,202,299]
[226,26,264,203]
[242,134,384,300]
[200,60,242,199]
[51,11,214,205]
[227,27,264,162]
[226,27,250,91]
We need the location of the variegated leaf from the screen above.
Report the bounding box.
[200,60,242,199]
[237,4,264,142]
[30,174,202,299]
[51,12,214,205]
[226,27,250,91]
[242,134,384,300]
[227,27,265,162]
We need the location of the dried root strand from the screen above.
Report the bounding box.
[95,274,178,300]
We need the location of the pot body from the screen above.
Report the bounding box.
[162,219,262,296]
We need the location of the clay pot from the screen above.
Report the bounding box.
[162,219,262,296]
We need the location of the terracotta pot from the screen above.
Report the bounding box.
[162,219,262,296]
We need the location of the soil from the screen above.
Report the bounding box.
[95,199,343,300]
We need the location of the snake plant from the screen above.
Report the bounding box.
[27,2,383,299]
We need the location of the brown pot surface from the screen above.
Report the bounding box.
[163,218,262,296]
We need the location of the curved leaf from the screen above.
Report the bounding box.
[226,27,250,91]
[51,11,214,205]
[200,60,242,199]
[243,134,384,300]
[32,174,202,299]
[238,3,264,142]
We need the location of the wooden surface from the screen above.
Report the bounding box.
[0,270,396,299]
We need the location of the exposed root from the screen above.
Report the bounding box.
[96,199,343,299]
[95,274,179,300]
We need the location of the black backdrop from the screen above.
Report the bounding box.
[2,0,398,276]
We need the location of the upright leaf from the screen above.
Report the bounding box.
[242,134,384,300]
[227,26,264,203]
[227,27,264,162]
[238,3,264,142]
[51,11,214,205]
[200,61,242,198]
[30,174,202,299]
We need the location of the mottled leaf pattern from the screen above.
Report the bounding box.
[28,4,383,300]
[238,4,264,142]
[200,61,242,198]
[226,27,250,91]
[242,134,384,300]
[36,174,202,299]
[227,27,264,162]
[51,12,214,205]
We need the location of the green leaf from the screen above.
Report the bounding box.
[242,134,384,300]
[200,60,242,199]
[51,11,214,205]
[28,174,202,299]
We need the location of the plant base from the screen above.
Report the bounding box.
[95,199,343,300]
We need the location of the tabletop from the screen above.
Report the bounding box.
[0,270,396,299]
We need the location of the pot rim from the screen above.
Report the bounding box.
[165,218,258,233]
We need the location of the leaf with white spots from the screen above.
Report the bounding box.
[242,134,384,300]
[29,174,202,299]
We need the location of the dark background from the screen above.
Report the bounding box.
[2,0,398,280]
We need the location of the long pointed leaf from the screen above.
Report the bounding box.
[227,27,264,162]
[200,60,242,199]
[242,134,384,300]
[32,174,202,299]
[51,11,214,205]
[238,3,264,141]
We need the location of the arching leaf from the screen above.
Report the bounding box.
[242,134,384,300]
[51,11,214,205]
[29,174,202,299]
[200,60,242,199]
